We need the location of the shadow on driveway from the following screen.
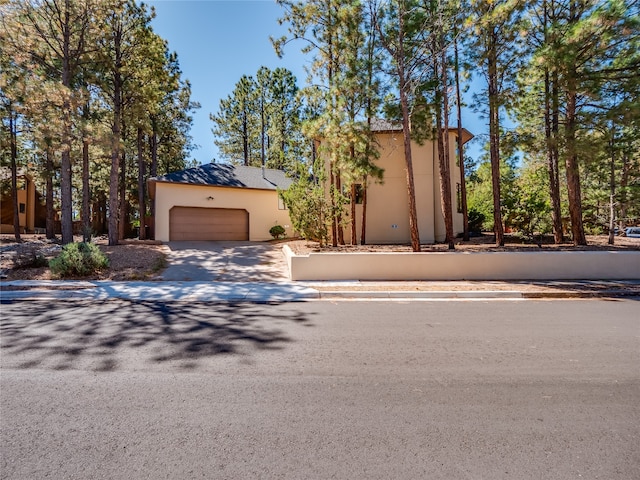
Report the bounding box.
[159,241,289,282]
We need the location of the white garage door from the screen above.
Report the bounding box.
[169,207,249,241]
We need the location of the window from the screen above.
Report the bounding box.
[354,184,364,205]
[456,183,462,213]
[19,203,26,214]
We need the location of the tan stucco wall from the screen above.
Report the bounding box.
[362,132,437,244]
[17,188,28,228]
[2,180,35,233]
[329,131,464,245]
[25,179,36,231]
[284,246,640,281]
[154,182,292,242]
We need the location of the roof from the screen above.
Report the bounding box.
[0,166,31,182]
[149,163,293,192]
[370,118,402,132]
[369,118,474,144]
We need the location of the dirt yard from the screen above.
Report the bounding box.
[285,234,640,255]
[0,235,168,281]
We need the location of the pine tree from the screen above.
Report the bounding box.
[466,0,526,246]
[4,0,100,244]
[275,0,382,247]
[373,0,426,251]
[211,75,258,166]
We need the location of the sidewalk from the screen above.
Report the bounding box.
[1,279,639,302]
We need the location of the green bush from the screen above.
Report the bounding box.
[280,179,330,246]
[49,242,109,277]
[269,224,286,239]
[467,208,486,233]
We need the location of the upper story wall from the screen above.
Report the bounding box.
[319,126,472,245]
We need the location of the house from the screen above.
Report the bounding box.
[149,163,293,242]
[0,167,46,234]
[321,119,473,244]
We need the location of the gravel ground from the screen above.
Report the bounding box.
[0,235,168,281]
[286,234,640,254]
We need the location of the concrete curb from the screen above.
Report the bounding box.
[521,290,640,299]
[2,281,639,302]
[0,280,320,303]
[315,290,640,300]
[317,290,525,299]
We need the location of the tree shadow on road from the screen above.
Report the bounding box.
[1,299,313,372]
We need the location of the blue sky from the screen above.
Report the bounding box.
[147,0,486,165]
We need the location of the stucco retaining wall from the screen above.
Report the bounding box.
[283,246,640,281]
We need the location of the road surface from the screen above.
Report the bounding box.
[1,299,639,479]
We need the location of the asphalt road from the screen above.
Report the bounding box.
[1,299,639,479]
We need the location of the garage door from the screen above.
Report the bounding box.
[169,207,249,241]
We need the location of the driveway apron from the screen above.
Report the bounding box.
[159,241,289,282]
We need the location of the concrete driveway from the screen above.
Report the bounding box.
[157,241,290,282]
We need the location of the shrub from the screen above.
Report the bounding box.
[49,242,109,277]
[280,180,330,246]
[269,224,286,239]
[467,208,486,233]
[13,245,49,269]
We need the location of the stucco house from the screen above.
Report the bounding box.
[0,167,46,234]
[149,163,293,242]
[321,119,473,244]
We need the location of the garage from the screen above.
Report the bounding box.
[169,207,249,241]
[150,164,293,242]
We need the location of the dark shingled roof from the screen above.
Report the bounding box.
[370,118,402,132]
[152,163,293,190]
[369,118,474,143]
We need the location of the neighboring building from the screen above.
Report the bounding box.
[149,163,293,242]
[320,118,473,244]
[0,167,46,234]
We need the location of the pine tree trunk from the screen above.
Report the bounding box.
[619,151,629,226]
[137,126,146,240]
[336,173,344,245]
[108,28,122,246]
[45,146,55,239]
[564,85,586,246]
[82,137,90,242]
[149,121,158,220]
[564,1,586,246]
[350,184,357,245]
[393,7,420,252]
[488,30,504,246]
[119,147,127,241]
[454,32,469,241]
[607,132,616,245]
[242,113,249,166]
[330,166,337,247]
[9,110,21,241]
[59,3,74,245]
[360,180,367,246]
[439,43,455,250]
[544,1,564,244]
[260,94,266,168]
[547,69,564,243]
